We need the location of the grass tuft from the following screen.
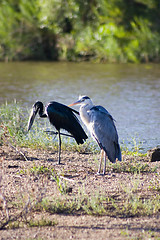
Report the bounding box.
[110,160,157,174]
[149,173,160,192]
[27,218,57,227]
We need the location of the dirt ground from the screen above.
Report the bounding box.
[0,144,160,240]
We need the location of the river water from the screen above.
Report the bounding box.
[0,62,160,152]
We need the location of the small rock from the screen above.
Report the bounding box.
[147,147,160,162]
[66,187,73,193]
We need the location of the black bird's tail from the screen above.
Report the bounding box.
[65,106,88,145]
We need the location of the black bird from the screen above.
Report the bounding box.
[27,101,88,164]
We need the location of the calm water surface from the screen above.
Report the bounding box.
[0,62,160,152]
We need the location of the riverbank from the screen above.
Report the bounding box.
[0,144,160,239]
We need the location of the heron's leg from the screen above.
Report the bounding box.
[97,149,104,174]
[58,130,61,164]
[103,151,106,175]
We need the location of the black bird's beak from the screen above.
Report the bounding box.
[27,108,37,131]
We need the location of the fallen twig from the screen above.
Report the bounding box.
[0,197,30,230]
[10,144,29,161]
[0,190,45,230]
[60,176,75,182]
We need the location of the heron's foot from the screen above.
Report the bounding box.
[96,171,105,176]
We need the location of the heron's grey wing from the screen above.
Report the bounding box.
[89,107,121,162]
[92,105,115,121]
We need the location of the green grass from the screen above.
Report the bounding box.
[121,137,147,157]
[120,229,159,239]
[112,175,160,217]
[36,189,107,215]
[7,217,57,229]
[92,156,157,174]
[34,177,160,217]
[35,184,160,217]
[0,101,95,153]
[149,173,160,192]
[30,165,53,176]
[3,180,160,230]
[0,101,148,158]
[112,194,160,217]
[27,218,57,227]
[110,160,157,174]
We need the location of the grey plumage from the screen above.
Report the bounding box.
[89,105,121,163]
[69,96,121,175]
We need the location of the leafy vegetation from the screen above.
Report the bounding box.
[0,0,160,62]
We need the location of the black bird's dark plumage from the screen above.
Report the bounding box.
[46,101,87,144]
[27,101,88,164]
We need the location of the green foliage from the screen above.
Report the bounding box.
[0,101,94,153]
[0,0,160,62]
[121,136,147,157]
[111,176,160,217]
[0,101,25,144]
[37,183,160,217]
[0,101,53,148]
[7,217,56,229]
[131,18,160,62]
[30,166,52,176]
[109,160,157,174]
[27,218,56,227]
[111,193,160,217]
[75,23,135,62]
[52,175,69,194]
[0,0,58,60]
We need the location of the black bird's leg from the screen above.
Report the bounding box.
[58,130,61,164]
[44,131,74,138]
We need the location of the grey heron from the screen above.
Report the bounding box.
[28,101,88,164]
[69,96,121,174]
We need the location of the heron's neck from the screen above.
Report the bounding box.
[79,103,93,127]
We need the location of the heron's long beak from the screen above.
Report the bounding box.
[27,108,37,131]
[68,99,82,107]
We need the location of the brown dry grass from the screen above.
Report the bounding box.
[0,144,160,240]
